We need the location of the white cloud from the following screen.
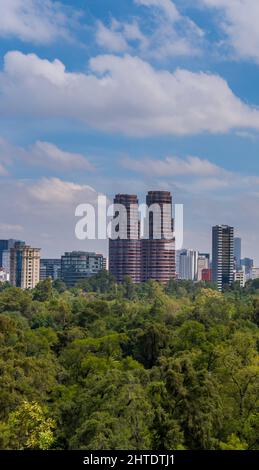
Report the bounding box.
[28,177,96,204]
[32,141,94,171]
[174,177,233,193]
[0,223,24,235]
[0,137,12,174]
[0,0,76,44]
[0,177,108,257]
[122,154,259,194]
[200,0,259,62]
[122,155,230,177]
[135,0,180,21]
[4,51,67,85]
[0,162,8,175]
[96,18,149,54]
[96,20,130,53]
[0,136,94,172]
[1,51,259,137]
[97,2,203,59]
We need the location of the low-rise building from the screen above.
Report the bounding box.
[197,253,210,281]
[0,268,9,283]
[234,270,246,288]
[251,267,259,280]
[61,251,106,287]
[40,259,61,281]
[201,268,212,282]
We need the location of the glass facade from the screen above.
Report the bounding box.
[61,252,105,287]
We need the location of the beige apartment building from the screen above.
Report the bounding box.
[10,243,41,289]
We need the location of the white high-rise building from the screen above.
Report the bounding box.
[179,249,199,281]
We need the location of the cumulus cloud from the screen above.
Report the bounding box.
[28,177,96,204]
[122,155,230,177]
[96,18,149,53]
[96,20,131,53]
[122,154,259,195]
[96,1,203,59]
[200,0,259,62]
[1,51,259,137]
[0,0,77,44]
[0,177,108,257]
[32,141,94,171]
[0,136,94,172]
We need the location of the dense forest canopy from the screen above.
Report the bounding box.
[0,273,259,450]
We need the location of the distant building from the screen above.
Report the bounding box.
[175,250,181,278]
[241,258,254,278]
[0,268,9,283]
[179,249,199,281]
[251,267,259,280]
[197,253,210,281]
[212,225,234,291]
[201,268,212,282]
[199,253,210,263]
[0,239,24,277]
[40,259,61,281]
[108,191,176,284]
[234,237,242,270]
[234,269,245,288]
[61,251,105,287]
[109,194,141,283]
[102,257,107,271]
[142,191,175,284]
[10,242,41,289]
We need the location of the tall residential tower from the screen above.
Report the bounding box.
[10,242,40,289]
[109,191,176,284]
[142,191,175,284]
[109,194,141,283]
[212,225,234,291]
[234,237,242,270]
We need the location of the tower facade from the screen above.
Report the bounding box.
[10,242,40,289]
[0,239,24,277]
[141,191,176,284]
[212,225,234,291]
[109,194,141,283]
[179,249,199,281]
[234,237,242,270]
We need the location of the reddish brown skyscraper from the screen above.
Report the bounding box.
[109,194,141,283]
[141,191,176,284]
[109,191,176,285]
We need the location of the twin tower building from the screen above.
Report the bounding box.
[109,191,176,284]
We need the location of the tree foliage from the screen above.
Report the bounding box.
[0,276,258,450]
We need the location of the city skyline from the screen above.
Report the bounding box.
[0,202,251,263]
[0,217,256,289]
[1,1,259,262]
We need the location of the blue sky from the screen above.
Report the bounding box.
[1,0,259,261]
